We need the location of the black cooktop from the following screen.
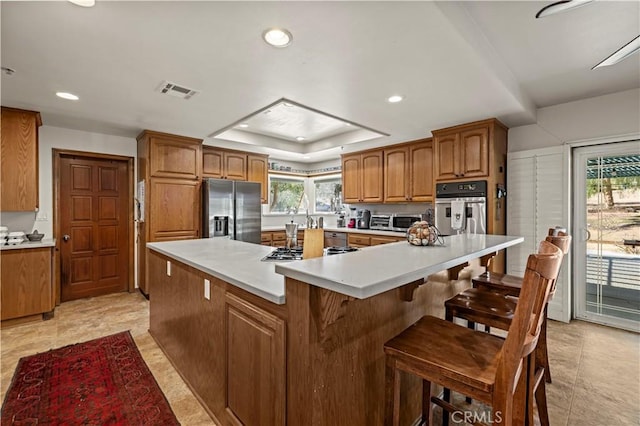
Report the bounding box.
[261,247,303,262]
[326,246,359,255]
[261,246,359,262]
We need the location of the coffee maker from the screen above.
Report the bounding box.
[357,209,371,229]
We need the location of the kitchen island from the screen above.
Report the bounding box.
[147,234,522,425]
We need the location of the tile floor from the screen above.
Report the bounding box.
[1,291,639,425]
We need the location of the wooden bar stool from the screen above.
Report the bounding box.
[384,242,563,426]
[469,230,571,385]
[444,234,571,426]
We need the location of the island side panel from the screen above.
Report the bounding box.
[148,251,225,422]
[286,277,435,426]
[148,249,287,426]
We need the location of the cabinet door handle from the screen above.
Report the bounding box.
[63,234,70,242]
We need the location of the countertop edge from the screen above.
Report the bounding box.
[275,236,524,299]
[147,243,286,305]
[0,239,56,250]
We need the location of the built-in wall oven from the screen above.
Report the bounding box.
[435,180,487,236]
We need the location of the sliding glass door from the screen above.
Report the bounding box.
[573,141,640,331]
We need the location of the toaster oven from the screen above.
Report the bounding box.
[369,214,392,230]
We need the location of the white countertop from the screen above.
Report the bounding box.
[0,238,56,251]
[147,238,286,304]
[275,234,524,299]
[147,234,523,305]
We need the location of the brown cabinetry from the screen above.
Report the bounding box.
[433,120,503,181]
[1,247,53,320]
[341,149,383,203]
[1,107,42,211]
[383,139,433,202]
[203,148,269,204]
[148,251,286,426]
[225,292,286,425]
[203,147,247,180]
[137,130,203,295]
[348,232,404,248]
[247,154,269,203]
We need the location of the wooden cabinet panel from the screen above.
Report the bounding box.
[1,248,52,320]
[202,149,223,178]
[342,150,383,203]
[383,140,433,203]
[384,146,409,202]
[341,154,361,203]
[370,235,405,246]
[202,147,248,181]
[434,134,459,181]
[149,178,200,240]
[459,126,489,178]
[348,234,371,247]
[361,151,383,202]
[137,130,203,296]
[225,152,247,180]
[149,136,201,180]
[409,140,434,201]
[434,122,491,181]
[1,107,41,211]
[225,293,285,426]
[247,154,268,203]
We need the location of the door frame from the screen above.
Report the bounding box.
[53,149,135,305]
[571,139,640,331]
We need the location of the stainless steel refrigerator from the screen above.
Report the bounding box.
[202,179,262,244]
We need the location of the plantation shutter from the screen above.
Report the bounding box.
[507,146,570,322]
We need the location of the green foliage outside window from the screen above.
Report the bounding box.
[269,178,305,213]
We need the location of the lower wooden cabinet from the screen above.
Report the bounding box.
[225,293,285,425]
[1,248,52,321]
[148,251,286,426]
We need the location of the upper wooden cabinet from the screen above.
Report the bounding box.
[383,139,433,202]
[433,119,506,182]
[247,154,268,204]
[1,107,42,211]
[341,150,384,203]
[138,130,202,180]
[203,147,247,180]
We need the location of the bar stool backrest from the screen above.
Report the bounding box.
[542,233,572,299]
[494,241,563,409]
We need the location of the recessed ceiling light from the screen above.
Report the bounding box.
[592,35,640,69]
[296,136,306,141]
[535,0,593,18]
[387,95,404,103]
[56,92,79,101]
[68,0,95,7]
[238,123,249,128]
[263,28,293,48]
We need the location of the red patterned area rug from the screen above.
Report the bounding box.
[1,331,180,425]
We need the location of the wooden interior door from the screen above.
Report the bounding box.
[59,155,130,302]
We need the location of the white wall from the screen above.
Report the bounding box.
[36,126,137,238]
[509,88,640,152]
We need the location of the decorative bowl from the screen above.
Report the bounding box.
[26,230,44,242]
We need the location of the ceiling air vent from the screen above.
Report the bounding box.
[156,80,199,100]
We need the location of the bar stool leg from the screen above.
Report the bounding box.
[422,380,432,425]
[535,376,550,426]
[538,310,552,384]
[385,357,401,426]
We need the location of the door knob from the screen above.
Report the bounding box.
[63,234,71,242]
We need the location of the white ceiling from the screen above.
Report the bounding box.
[1,1,638,163]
